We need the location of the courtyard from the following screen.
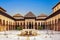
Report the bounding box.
[0,30,60,40]
[0,0,60,40]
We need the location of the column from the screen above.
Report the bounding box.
[58,19,60,31]
[37,22,38,30]
[51,21,52,30]
[23,22,25,29]
[8,21,9,31]
[3,20,5,31]
[13,22,15,30]
[52,20,53,30]
[35,22,36,29]
[25,22,27,29]
[0,19,2,31]
[50,21,51,30]
[31,22,32,29]
[21,22,22,29]
[22,22,23,29]
[5,21,7,31]
[8,22,10,30]
[57,19,58,31]
[54,20,55,31]
[27,22,28,29]
[47,22,49,30]
[45,22,46,29]
[33,22,35,29]
[11,22,12,30]
[9,22,11,30]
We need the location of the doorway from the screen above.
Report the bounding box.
[29,22,31,29]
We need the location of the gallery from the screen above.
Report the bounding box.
[0,2,60,31]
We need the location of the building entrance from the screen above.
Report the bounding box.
[28,22,33,29]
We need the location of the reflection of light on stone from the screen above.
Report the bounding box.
[26,37,30,40]
[17,36,19,40]
[4,31,8,38]
[33,37,36,40]
[45,36,47,38]
[50,35,52,38]
[6,36,8,38]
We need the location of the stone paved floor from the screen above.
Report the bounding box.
[0,30,60,40]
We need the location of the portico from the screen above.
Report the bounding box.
[0,2,60,31]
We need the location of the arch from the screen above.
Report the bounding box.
[3,20,5,26]
[27,22,28,29]
[6,21,8,30]
[55,19,57,31]
[38,22,40,26]
[28,22,32,29]
[23,22,25,29]
[51,20,54,30]
[0,19,2,25]
[35,22,37,29]
[21,22,22,26]
[58,19,60,31]
[49,21,51,30]
[17,22,19,27]
[32,22,33,29]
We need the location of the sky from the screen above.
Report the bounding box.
[0,0,59,16]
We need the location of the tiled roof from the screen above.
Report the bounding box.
[13,13,24,19]
[36,13,47,19]
[24,11,36,17]
[13,13,23,17]
[38,13,47,17]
